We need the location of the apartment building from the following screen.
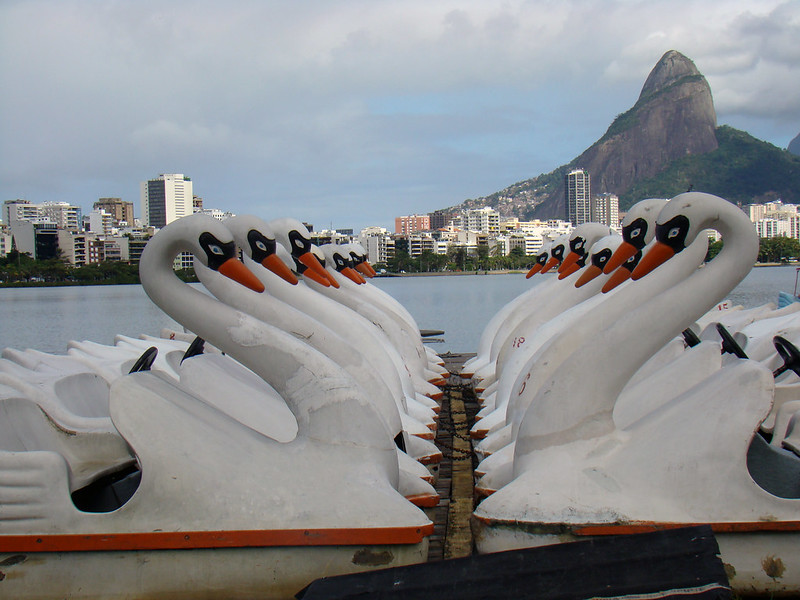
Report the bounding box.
[94,198,134,226]
[592,193,620,229]
[395,214,431,235]
[565,169,591,226]
[359,227,395,265]
[141,173,193,227]
[464,207,499,234]
[748,200,800,239]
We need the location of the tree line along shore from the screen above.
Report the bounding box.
[0,237,797,287]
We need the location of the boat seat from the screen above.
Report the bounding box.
[0,396,135,492]
[53,372,111,418]
[767,400,800,447]
[746,432,800,499]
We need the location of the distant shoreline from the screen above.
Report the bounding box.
[380,270,525,277]
[384,263,798,277]
[1,263,796,288]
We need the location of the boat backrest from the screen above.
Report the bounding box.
[0,397,68,453]
[783,410,800,458]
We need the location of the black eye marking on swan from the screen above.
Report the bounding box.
[623,217,648,247]
[592,248,612,268]
[199,232,237,270]
[247,229,276,263]
[655,215,690,253]
[287,230,311,256]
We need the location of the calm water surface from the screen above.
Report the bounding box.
[0,266,796,355]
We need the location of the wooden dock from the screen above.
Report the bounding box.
[425,352,478,562]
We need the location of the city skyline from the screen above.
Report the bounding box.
[2,1,798,233]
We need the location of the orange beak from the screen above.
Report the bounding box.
[356,262,376,278]
[298,251,339,288]
[262,254,298,285]
[526,263,543,278]
[603,241,638,274]
[322,267,340,288]
[558,251,581,274]
[539,257,560,274]
[631,241,675,281]
[601,266,632,293]
[218,258,265,293]
[342,266,364,284]
[557,261,582,280]
[575,264,602,288]
[298,251,328,278]
[301,266,331,287]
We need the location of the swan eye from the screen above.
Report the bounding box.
[668,227,681,239]
[209,244,225,256]
[255,240,267,252]
[630,227,642,238]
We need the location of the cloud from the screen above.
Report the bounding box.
[1,0,798,231]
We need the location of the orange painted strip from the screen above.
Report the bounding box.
[0,524,435,553]
[573,521,800,536]
[472,515,800,536]
[416,453,443,466]
[406,494,440,508]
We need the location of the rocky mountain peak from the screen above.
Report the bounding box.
[453,50,720,220]
[789,132,800,156]
[639,50,703,101]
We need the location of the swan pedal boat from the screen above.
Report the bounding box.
[0,214,434,599]
[472,193,800,597]
[0,372,432,599]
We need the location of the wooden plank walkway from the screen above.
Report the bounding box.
[426,352,478,562]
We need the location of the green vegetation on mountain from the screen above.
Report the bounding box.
[621,126,800,210]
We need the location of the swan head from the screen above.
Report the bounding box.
[604,198,669,274]
[347,243,377,278]
[540,235,569,274]
[601,246,643,293]
[526,243,552,278]
[321,244,365,284]
[269,218,336,286]
[558,223,612,279]
[631,191,753,280]
[574,234,623,288]
[141,213,265,293]
[224,215,299,285]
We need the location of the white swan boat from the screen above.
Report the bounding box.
[0,215,432,599]
[473,193,800,597]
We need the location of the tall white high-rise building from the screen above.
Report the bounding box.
[140,173,193,228]
[591,193,620,229]
[565,169,591,226]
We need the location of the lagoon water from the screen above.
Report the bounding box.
[0,265,796,355]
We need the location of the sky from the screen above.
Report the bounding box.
[1,1,799,233]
